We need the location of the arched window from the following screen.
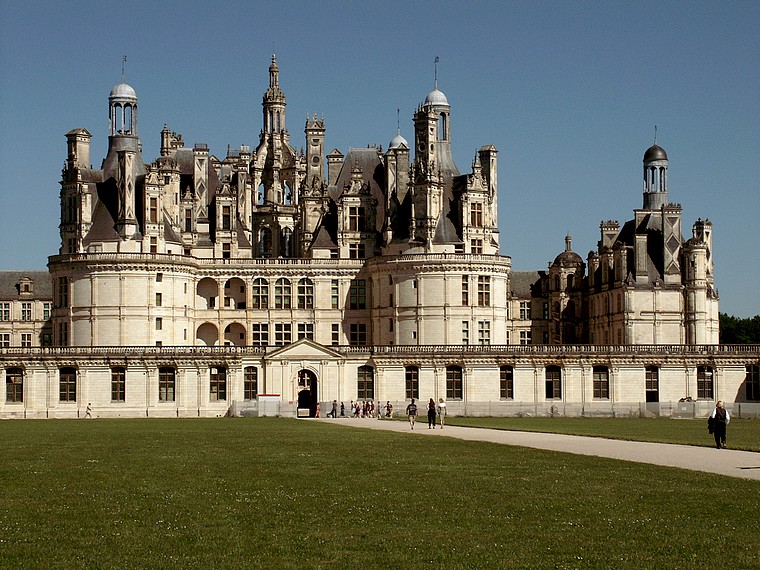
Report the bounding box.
[297,278,314,309]
[244,367,258,400]
[446,365,463,400]
[6,367,23,403]
[252,278,269,309]
[500,366,514,400]
[438,113,448,141]
[405,366,419,400]
[258,227,272,257]
[357,366,374,400]
[280,227,293,257]
[697,366,714,399]
[545,365,561,399]
[593,366,609,399]
[275,278,291,309]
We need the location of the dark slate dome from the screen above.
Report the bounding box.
[553,235,583,266]
[643,144,668,162]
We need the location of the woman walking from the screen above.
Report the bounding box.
[708,401,730,448]
[427,398,437,429]
[437,398,446,429]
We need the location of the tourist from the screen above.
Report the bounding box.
[330,400,338,418]
[708,400,730,448]
[406,399,418,429]
[315,402,320,418]
[385,401,393,418]
[437,397,446,429]
[84,403,92,419]
[427,398,437,429]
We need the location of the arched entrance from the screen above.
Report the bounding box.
[296,369,318,417]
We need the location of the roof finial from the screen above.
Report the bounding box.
[654,124,657,146]
[434,56,440,89]
[121,55,127,83]
[396,108,400,135]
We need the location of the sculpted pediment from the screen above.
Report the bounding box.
[265,339,343,361]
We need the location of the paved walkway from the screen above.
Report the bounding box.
[323,418,760,481]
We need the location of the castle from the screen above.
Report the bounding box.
[2,58,757,419]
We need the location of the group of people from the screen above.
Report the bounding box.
[405,398,446,430]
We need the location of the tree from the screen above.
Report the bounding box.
[719,313,760,344]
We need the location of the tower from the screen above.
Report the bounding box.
[642,143,668,210]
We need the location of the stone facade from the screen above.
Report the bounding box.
[1,58,757,419]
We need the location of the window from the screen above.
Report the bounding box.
[210,367,227,401]
[244,367,258,400]
[446,366,463,400]
[274,278,291,309]
[405,366,419,400]
[746,365,760,401]
[349,206,366,231]
[297,278,314,309]
[461,276,469,305]
[274,323,292,346]
[471,239,483,254]
[500,366,514,400]
[645,366,659,403]
[150,237,157,254]
[156,272,163,282]
[520,301,531,320]
[149,197,158,223]
[0,333,9,348]
[155,293,162,306]
[470,202,483,227]
[20,334,32,348]
[697,366,714,399]
[155,318,163,330]
[349,243,366,259]
[6,367,23,403]
[222,205,231,230]
[593,366,610,399]
[462,321,469,345]
[41,333,52,347]
[252,278,268,309]
[59,367,77,402]
[478,320,490,345]
[222,243,231,259]
[251,323,269,347]
[545,366,561,399]
[21,302,32,321]
[357,366,374,400]
[349,323,367,346]
[184,209,192,232]
[58,322,68,346]
[542,302,549,320]
[477,276,490,306]
[57,277,69,308]
[297,323,314,340]
[258,227,273,257]
[349,279,367,309]
[520,330,532,345]
[159,367,176,402]
[0,302,9,321]
[111,367,126,402]
[331,323,340,346]
[331,280,340,309]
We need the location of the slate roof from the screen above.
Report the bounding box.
[510,270,543,298]
[0,271,53,300]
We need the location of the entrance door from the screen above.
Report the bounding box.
[297,369,318,417]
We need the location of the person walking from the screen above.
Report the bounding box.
[406,399,418,430]
[330,400,338,418]
[437,397,446,429]
[427,398,437,429]
[708,400,730,448]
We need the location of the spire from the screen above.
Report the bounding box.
[565,233,572,252]
[396,108,400,135]
[434,56,439,89]
[269,54,279,88]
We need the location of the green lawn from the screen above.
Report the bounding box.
[0,418,757,569]
[444,417,760,452]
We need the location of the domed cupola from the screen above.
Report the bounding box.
[424,87,449,107]
[109,68,138,138]
[642,137,668,210]
[553,234,584,267]
[389,130,409,150]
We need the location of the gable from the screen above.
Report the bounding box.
[265,339,343,361]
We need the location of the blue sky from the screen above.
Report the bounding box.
[1,0,758,317]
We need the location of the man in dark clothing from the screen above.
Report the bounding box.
[708,400,730,448]
[405,399,418,430]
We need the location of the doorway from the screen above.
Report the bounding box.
[297,369,318,417]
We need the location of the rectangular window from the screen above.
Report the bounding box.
[155,317,163,330]
[297,323,314,341]
[645,366,659,403]
[184,209,192,232]
[349,323,367,346]
[0,333,9,348]
[349,206,366,232]
[470,202,483,227]
[349,243,366,259]
[150,237,157,254]
[462,321,469,345]
[593,366,610,399]
[697,366,714,399]
[58,322,68,346]
[149,197,158,223]
[746,365,760,401]
[520,330,532,345]
[111,367,126,402]
[20,333,32,348]
[349,279,367,310]
[405,366,419,400]
[156,272,163,282]
[478,320,490,345]
[41,333,52,347]
[331,323,340,346]
[520,301,531,320]
[155,293,162,306]
[297,279,314,309]
[274,323,292,346]
[158,367,175,402]
[545,366,561,399]
[542,302,549,320]
[210,367,227,401]
[59,367,77,402]
[222,206,231,230]
[477,276,490,307]
[471,239,483,254]
[244,367,258,400]
[21,302,32,321]
[0,302,10,321]
[331,280,339,309]
[500,366,514,400]
[446,366,463,400]
[357,366,374,400]
[461,276,469,306]
[251,323,269,347]
[6,367,23,403]
[274,279,291,309]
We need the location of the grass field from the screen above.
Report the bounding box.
[1,418,758,569]
[445,417,760,452]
